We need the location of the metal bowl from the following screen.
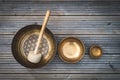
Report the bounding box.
[12,24,56,68]
[90,45,102,58]
[58,37,85,63]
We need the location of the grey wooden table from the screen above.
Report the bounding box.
[0,0,120,80]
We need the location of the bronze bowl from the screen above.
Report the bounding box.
[12,24,57,68]
[90,45,102,58]
[58,37,85,63]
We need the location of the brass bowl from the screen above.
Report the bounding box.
[12,24,56,68]
[90,45,102,58]
[58,37,85,63]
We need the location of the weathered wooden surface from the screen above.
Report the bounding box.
[0,0,120,80]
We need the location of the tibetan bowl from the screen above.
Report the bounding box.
[58,37,85,63]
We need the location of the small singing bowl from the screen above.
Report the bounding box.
[90,45,102,58]
[58,37,85,63]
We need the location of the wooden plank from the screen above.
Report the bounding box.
[0,54,120,64]
[0,16,120,21]
[0,16,120,34]
[0,74,120,78]
[2,78,119,80]
[0,68,119,74]
[0,78,120,80]
[0,1,120,16]
[0,63,120,69]
[0,21,120,29]
[2,0,120,2]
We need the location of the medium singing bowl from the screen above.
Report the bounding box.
[58,37,85,63]
[12,24,56,68]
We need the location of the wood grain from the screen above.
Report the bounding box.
[0,1,120,16]
[0,0,120,79]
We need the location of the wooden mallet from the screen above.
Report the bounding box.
[27,10,50,63]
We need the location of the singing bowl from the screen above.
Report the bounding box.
[58,37,85,63]
[90,45,102,58]
[12,24,56,68]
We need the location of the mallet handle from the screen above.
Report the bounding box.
[34,10,50,54]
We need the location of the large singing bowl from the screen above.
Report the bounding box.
[12,24,57,68]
